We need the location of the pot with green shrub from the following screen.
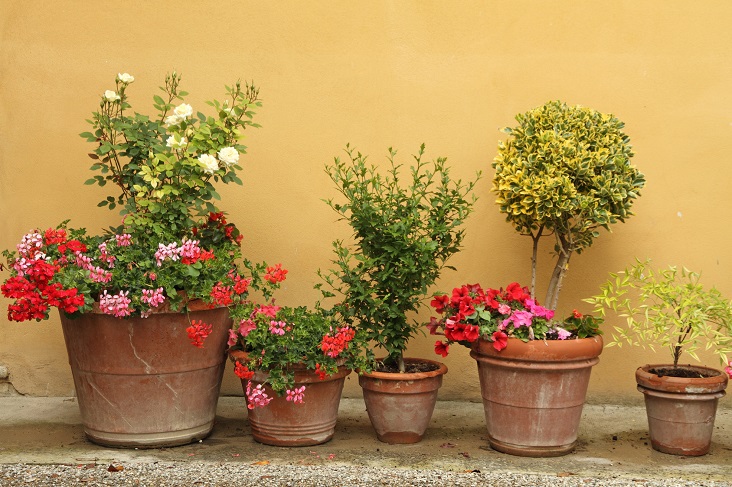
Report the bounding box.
[587,259,732,456]
[319,144,479,443]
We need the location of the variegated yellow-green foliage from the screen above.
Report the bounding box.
[492,101,645,308]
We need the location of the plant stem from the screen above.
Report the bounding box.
[397,352,405,374]
[545,234,572,310]
[530,225,544,300]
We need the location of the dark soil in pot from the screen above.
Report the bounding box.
[373,360,440,374]
[649,366,722,379]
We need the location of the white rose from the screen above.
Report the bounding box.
[164,115,181,127]
[173,103,193,120]
[104,90,120,102]
[198,154,219,174]
[217,147,240,167]
[117,73,134,84]
[166,135,187,149]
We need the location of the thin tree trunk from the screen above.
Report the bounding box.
[530,226,544,300]
[545,234,573,310]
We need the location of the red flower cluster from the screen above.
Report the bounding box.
[320,326,356,358]
[430,282,550,355]
[264,263,288,284]
[193,212,243,246]
[314,363,327,380]
[2,229,86,321]
[209,282,233,307]
[234,360,254,380]
[186,320,213,348]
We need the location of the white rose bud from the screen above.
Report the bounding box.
[198,154,219,174]
[117,73,135,84]
[217,147,240,167]
[166,135,188,149]
[104,90,121,102]
[173,103,193,120]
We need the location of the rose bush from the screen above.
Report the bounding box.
[2,72,286,350]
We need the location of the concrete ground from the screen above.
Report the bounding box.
[0,396,730,485]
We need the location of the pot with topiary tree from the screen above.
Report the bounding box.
[587,259,732,456]
[442,100,645,456]
[1,72,284,448]
[319,144,479,443]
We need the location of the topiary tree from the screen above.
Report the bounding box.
[492,100,646,310]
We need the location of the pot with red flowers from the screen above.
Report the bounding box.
[1,72,283,448]
[228,300,368,447]
[430,282,603,457]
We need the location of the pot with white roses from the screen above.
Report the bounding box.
[0,72,283,448]
[430,282,603,457]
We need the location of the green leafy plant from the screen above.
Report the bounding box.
[586,259,732,373]
[229,304,369,407]
[493,100,646,309]
[319,144,480,373]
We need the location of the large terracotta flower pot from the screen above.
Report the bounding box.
[636,364,728,456]
[470,336,603,457]
[359,357,447,444]
[59,301,231,448]
[231,351,351,446]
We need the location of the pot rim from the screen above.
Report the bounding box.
[636,363,729,395]
[471,335,603,362]
[359,357,448,381]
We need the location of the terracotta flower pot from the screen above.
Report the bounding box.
[359,357,447,444]
[636,364,728,456]
[470,336,603,457]
[231,350,351,447]
[59,302,231,448]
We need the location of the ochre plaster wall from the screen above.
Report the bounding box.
[1,1,731,407]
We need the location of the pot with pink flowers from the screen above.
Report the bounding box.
[228,303,368,447]
[430,282,603,457]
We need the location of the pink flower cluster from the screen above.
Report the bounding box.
[154,242,180,266]
[285,386,305,404]
[726,361,732,379]
[269,320,287,336]
[246,381,272,409]
[141,287,165,308]
[99,290,132,317]
[16,232,43,255]
[88,266,113,283]
[115,234,132,246]
[98,242,116,267]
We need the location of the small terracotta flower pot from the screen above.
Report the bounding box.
[636,364,728,456]
[230,350,351,446]
[359,357,447,444]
